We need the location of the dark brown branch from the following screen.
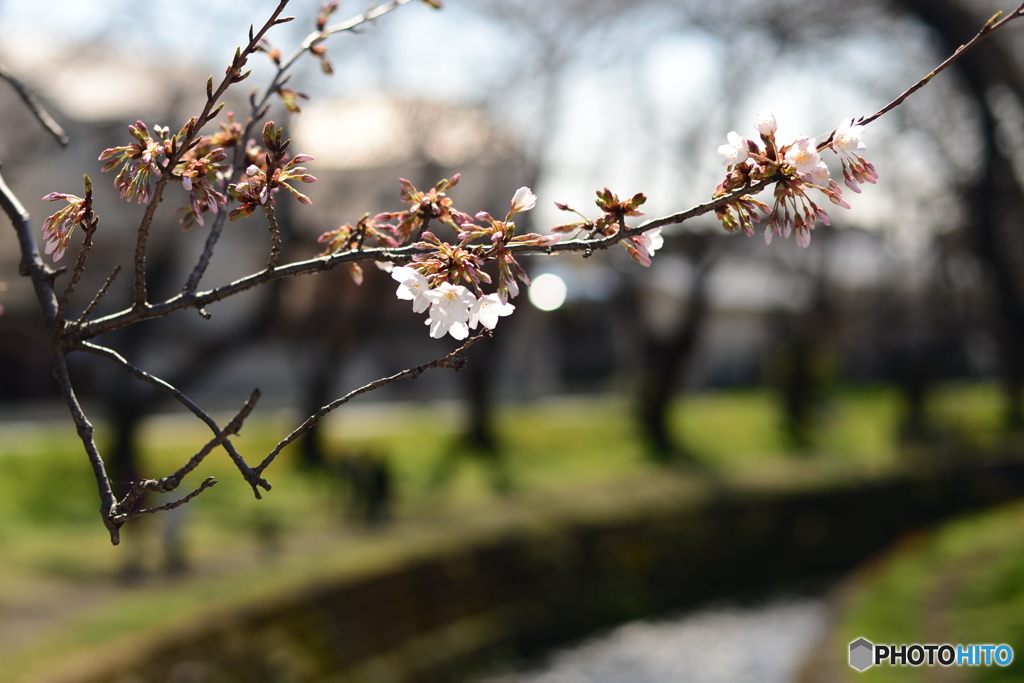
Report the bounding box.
[254,329,492,475]
[0,62,69,147]
[112,391,258,523]
[78,342,271,493]
[0,169,123,543]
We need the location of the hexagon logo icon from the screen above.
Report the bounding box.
[849,638,874,671]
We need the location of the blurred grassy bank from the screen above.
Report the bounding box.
[823,499,1024,683]
[0,382,1016,681]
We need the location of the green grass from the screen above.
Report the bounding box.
[834,501,1024,682]
[0,383,1007,577]
[0,382,1017,681]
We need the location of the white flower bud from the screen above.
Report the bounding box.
[754,111,778,136]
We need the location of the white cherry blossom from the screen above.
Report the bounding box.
[643,227,664,257]
[469,294,515,330]
[509,186,537,216]
[424,282,476,339]
[718,131,749,167]
[391,266,430,313]
[784,136,821,175]
[831,121,867,160]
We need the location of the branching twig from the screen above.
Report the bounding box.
[255,329,492,475]
[112,391,259,524]
[78,342,271,493]
[113,477,218,523]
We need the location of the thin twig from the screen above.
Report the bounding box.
[264,204,283,270]
[255,329,491,475]
[182,209,229,295]
[113,477,218,523]
[849,2,1024,133]
[320,0,417,37]
[76,266,120,324]
[0,62,69,146]
[130,178,167,311]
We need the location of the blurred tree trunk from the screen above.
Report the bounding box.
[635,242,716,463]
[896,0,1024,429]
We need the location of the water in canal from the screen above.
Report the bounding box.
[478,594,831,683]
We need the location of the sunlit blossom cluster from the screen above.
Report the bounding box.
[379,185,551,339]
[714,111,877,248]
[391,267,514,339]
[320,180,667,339]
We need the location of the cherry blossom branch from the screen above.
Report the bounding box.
[71,178,772,342]
[254,329,491,476]
[0,61,69,147]
[848,2,1024,132]
[9,0,1020,542]
[178,3,295,297]
[180,0,411,295]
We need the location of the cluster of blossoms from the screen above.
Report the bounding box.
[95,116,316,232]
[391,267,515,340]
[98,119,229,228]
[227,122,317,221]
[320,180,563,339]
[714,111,877,248]
[40,176,95,262]
[551,188,664,266]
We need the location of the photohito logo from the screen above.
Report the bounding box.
[849,638,1014,671]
